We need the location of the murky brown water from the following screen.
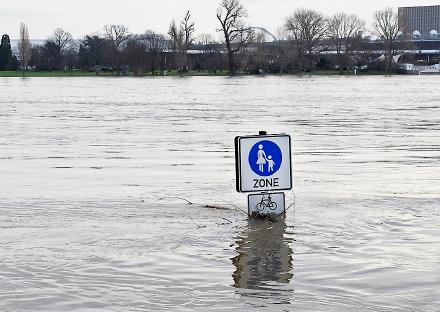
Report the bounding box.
[1,75,439,311]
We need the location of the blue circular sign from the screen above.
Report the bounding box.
[248,140,282,176]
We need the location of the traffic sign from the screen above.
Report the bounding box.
[248,192,285,215]
[235,133,292,193]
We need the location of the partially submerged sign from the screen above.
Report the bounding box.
[248,192,285,216]
[235,134,292,193]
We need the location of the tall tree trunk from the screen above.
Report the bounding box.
[228,51,236,76]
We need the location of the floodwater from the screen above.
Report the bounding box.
[1,75,439,311]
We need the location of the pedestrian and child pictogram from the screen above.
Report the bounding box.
[248,140,282,176]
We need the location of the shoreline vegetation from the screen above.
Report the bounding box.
[0,69,402,77]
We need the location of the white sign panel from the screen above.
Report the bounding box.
[235,134,292,193]
[248,192,285,215]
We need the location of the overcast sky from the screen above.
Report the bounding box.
[1,0,437,41]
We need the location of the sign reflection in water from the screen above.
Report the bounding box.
[232,217,294,292]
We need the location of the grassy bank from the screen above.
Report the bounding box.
[0,69,397,77]
[0,70,231,77]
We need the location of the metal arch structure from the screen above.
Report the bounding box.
[248,27,278,42]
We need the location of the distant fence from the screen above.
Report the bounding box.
[399,63,440,72]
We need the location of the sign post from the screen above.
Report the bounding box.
[235,132,292,216]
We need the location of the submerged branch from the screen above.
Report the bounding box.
[156,196,193,204]
[205,204,230,210]
[189,216,206,228]
[220,198,248,215]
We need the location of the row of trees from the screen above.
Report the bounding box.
[217,1,409,75]
[0,1,410,76]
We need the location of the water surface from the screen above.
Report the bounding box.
[1,75,439,311]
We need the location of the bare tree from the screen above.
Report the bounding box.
[169,11,194,75]
[104,24,131,75]
[275,26,291,74]
[253,30,270,73]
[123,36,147,76]
[351,36,373,69]
[285,8,327,70]
[18,23,32,76]
[197,33,216,52]
[372,8,401,72]
[327,13,365,73]
[64,42,79,75]
[144,30,170,74]
[46,28,74,70]
[216,0,254,76]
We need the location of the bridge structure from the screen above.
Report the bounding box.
[248,27,278,42]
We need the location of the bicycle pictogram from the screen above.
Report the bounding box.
[255,194,277,212]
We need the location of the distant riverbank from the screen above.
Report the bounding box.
[0,70,222,77]
[0,69,400,77]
